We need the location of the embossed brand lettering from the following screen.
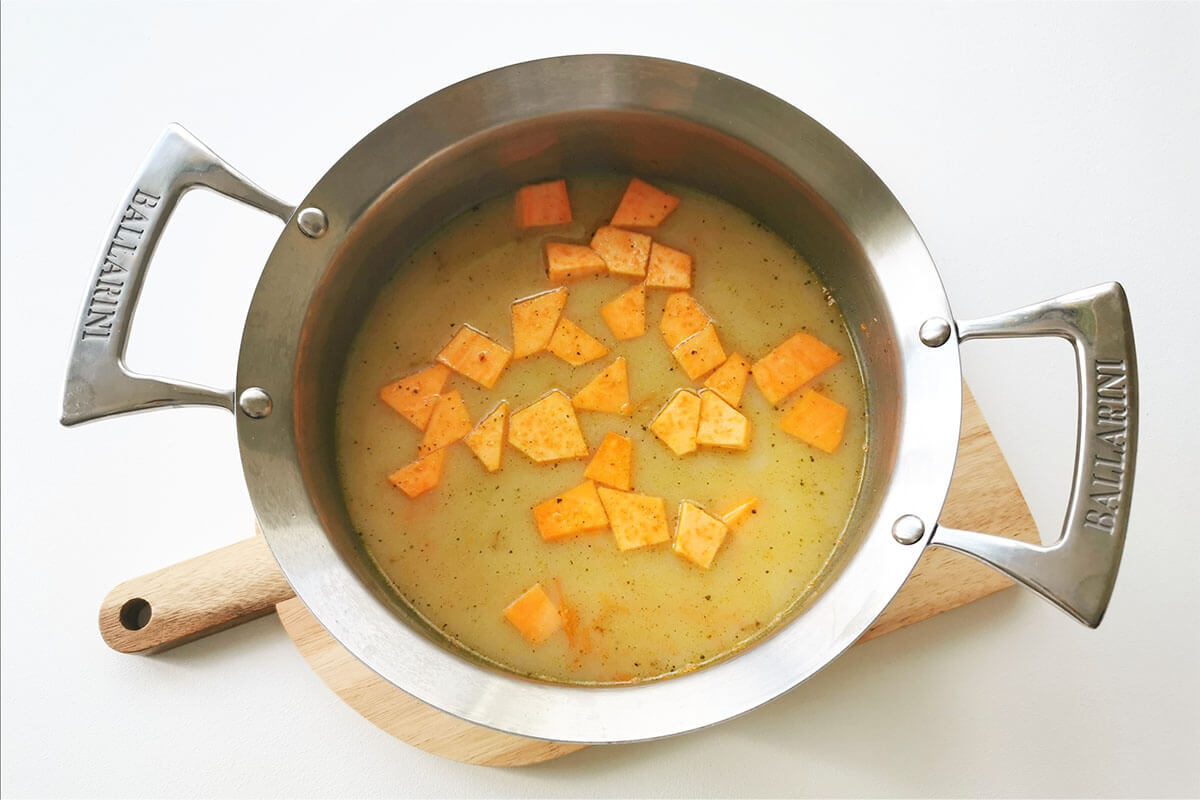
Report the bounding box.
[1084,359,1129,532]
[1085,509,1115,532]
[80,189,160,339]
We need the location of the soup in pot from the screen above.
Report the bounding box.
[335,175,867,684]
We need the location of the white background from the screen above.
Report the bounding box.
[2,2,1198,797]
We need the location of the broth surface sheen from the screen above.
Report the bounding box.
[335,176,867,684]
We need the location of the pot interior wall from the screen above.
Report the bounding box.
[293,110,903,665]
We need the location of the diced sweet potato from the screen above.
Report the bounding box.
[437,325,513,389]
[546,243,607,283]
[671,323,726,380]
[464,401,507,472]
[590,226,651,278]
[703,353,751,408]
[378,363,451,430]
[600,282,646,340]
[516,180,571,228]
[649,389,701,456]
[645,242,692,289]
[597,487,671,551]
[584,433,632,490]
[751,332,842,405]
[610,178,680,228]
[572,357,631,416]
[696,389,751,450]
[503,583,563,644]
[508,390,589,462]
[548,318,609,366]
[511,288,567,359]
[419,391,473,455]
[387,449,446,499]
[672,501,729,569]
[721,497,760,529]
[659,292,710,348]
[533,480,609,540]
[780,389,848,453]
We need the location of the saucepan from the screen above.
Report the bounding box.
[61,55,1137,743]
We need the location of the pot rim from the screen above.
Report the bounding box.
[235,54,962,743]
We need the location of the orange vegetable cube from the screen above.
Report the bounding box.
[645,242,692,289]
[511,288,567,359]
[610,178,680,228]
[387,449,446,499]
[703,353,751,408]
[533,480,609,540]
[516,180,571,228]
[751,331,842,405]
[597,487,671,551]
[696,389,751,450]
[437,325,512,389]
[503,583,563,644]
[600,282,646,340]
[546,243,607,283]
[659,292,710,348]
[584,433,633,490]
[780,389,848,453]
[672,501,730,569]
[464,401,507,473]
[590,226,651,278]
[508,390,589,462]
[721,497,760,529]
[378,363,451,430]
[671,323,726,380]
[649,389,701,456]
[418,391,473,455]
[548,318,609,366]
[572,357,631,416]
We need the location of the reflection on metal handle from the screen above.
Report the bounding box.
[61,124,294,426]
[932,283,1137,627]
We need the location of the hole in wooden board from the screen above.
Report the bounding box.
[119,598,152,631]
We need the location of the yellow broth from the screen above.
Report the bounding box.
[335,176,867,684]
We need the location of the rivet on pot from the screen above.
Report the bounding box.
[919,317,952,347]
[892,515,926,545]
[238,387,273,419]
[296,207,328,238]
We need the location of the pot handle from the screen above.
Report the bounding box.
[61,124,294,427]
[931,282,1137,627]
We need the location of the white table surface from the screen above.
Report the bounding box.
[3,2,1198,797]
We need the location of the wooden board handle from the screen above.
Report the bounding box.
[99,536,295,653]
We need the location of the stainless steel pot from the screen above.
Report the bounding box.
[61,55,1138,743]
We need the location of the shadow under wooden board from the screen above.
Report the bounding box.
[100,386,1038,767]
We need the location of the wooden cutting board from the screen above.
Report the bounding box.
[98,386,1038,767]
